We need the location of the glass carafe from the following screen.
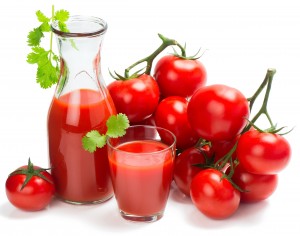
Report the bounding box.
[47,16,116,204]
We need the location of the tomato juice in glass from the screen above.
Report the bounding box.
[48,89,116,204]
[107,125,176,222]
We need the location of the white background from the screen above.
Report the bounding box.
[0,0,300,235]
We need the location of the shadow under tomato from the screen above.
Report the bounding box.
[169,184,192,205]
[185,200,269,229]
[0,201,50,219]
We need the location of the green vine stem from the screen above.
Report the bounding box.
[123,34,186,78]
[215,142,238,170]
[243,68,276,132]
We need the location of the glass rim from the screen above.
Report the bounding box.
[51,15,107,38]
[107,125,176,155]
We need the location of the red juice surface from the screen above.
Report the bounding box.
[109,140,174,215]
[48,89,116,203]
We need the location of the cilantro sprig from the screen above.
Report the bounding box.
[26,6,70,89]
[82,114,130,153]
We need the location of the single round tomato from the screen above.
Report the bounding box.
[154,55,207,98]
[236,130,291,175]
[154,96,200,150]
[5,159,55,211]
[107,74,160,123]
[174,145,211,196]
[190,168,240,219]
[232,164,278,203]
[187,84,250,141]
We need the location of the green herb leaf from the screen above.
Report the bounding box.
[82,130,107,153]
[54,9,69,22]
[26,46,48,64]
[82,114,130,153]
[106,114,130,138]
[27,6,71,89]
[36,10,50,23]
[36,59,59,89]
[58,21,67,32]
[40,22,51,32]
[27,27,44,46]
[27,47,59,88]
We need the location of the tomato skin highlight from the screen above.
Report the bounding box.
[190,168,240,219]
[236,130,291,175]
[107,74,160,123]
[232,164,278,203]
[174,146,211,196]
[5,166,55,211]
[154,55,207,98]
[187,84,250,142]
[154,96,200,150]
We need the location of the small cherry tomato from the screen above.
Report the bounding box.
[154,55,207,98]
[236,130,291,175]
[154,96,200,150]
[5,158,55,211]
[190,168,240,219]
[107,74,160,123]
[232,164,278,203]
[174,145,211,196]
[187,84,250,141]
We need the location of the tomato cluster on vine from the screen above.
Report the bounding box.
[107,34,292,220]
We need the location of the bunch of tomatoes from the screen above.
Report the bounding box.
[107,34,292,219]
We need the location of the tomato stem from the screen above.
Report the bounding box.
[244,68,276,132]
[123,34,186,78]
[215,141,238,170]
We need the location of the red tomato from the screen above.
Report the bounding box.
[154,96,200,150]
[232,164,278,203]
[107,74,160,123]
[154,55,207,98]
[5,159,55,211]
[236,130,291,175]
[187,84,250,141]
[190,168,240,219]
[174,145,211,196]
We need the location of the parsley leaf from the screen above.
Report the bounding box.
[36,10,50,23]
[82,131,107,153]
[27,6,70,89]
[54,10,70,22]
[36,57,59,88]
[106,114,130,138]
[82,114,130,153]
[26,46,48,64]
[27,27,44,46]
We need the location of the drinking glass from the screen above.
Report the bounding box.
[107,125,176,222]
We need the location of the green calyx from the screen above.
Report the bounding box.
[172,44,206,60]
[246,119,293,136]
[9,158,53,191]
[109,67,145,81]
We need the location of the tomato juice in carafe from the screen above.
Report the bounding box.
[47,16,116,204]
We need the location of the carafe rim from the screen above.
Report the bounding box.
[51,15,107,38]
